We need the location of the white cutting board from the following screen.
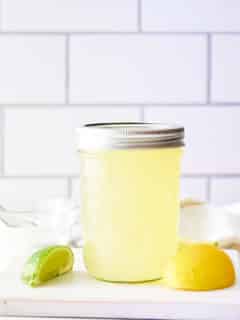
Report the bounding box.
[0,251,240,320]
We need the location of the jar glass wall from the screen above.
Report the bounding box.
[77,123,184,282]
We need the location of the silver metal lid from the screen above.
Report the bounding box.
[77,122,184,151]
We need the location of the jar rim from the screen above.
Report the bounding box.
[76,122,184,150]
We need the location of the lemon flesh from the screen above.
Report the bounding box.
[22,246,74,287]
[164,243,235,291]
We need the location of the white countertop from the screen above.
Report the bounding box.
[0,250,239,320]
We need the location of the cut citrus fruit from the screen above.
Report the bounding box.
[22,245,74,287]
[164,243,235,291]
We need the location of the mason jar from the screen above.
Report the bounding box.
[77,122,184,282]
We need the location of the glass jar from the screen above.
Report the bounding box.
[77,122,184,282]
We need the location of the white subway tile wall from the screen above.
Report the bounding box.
[212,35,240,102]
[0,1,239,208]
[2,0,138,32]
[211,178,240,205]
[4,107,140,175]
[0,36,65,104]
[70,35,206,103]
[142,0,240,32]
[145,107,240,174]
[180,178,208,202]
[0,178,67,210]
[71,178,81,206]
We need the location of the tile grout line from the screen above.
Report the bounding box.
[1,174,240,179]
[0,0,2,32]
[0,31,206,35]
[65,34,70,104]
[182,174,240,178]
[1,31,240,35]
[137,0,142,32]
[1,102,240,107]
[206,33,212,104]
[0,102,209,107]
[67,177,72,198]
[139,106,144,121]
[1,175,79,179]
[206,176,211,202]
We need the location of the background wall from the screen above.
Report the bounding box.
[0,0,239,210]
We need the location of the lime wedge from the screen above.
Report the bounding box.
[22,245,74,287]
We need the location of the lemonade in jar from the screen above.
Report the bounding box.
[77,123,184,282]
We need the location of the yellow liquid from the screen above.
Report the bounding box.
[80,147,183,282]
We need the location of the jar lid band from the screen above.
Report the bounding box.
[76,122,184,151]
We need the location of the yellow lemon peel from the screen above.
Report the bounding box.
[164,243,235,291]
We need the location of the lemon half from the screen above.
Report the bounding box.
[164,243,235,291]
